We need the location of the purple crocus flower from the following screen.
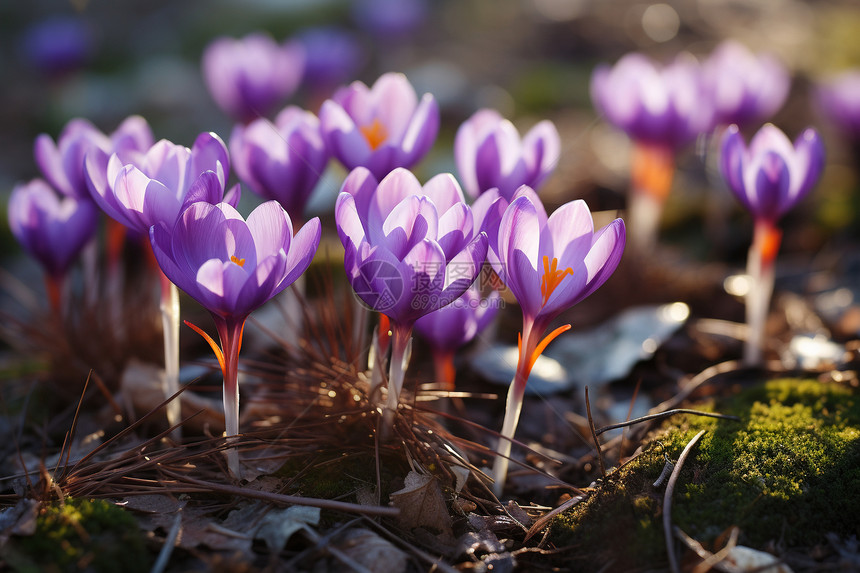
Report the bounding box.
[20,16,93,77]
[454,109,560,200]
[485,186,625,494]
[703,40,790,128]
[335,167,487,431]
[720,124,824,224]
[591,52,711,250]
[351,0,427,41]
[85,132,238,234]
[202,32,305,124]
[8,179,99,311]
[719,123,824,365]
[151,200,321,476]
[414,285,499,389]
[229,106,328,224]
[297,27,364,92]
[814,70,860,140]
[590,52,713,151]
[319,72,439,180]
[35,115,154,200]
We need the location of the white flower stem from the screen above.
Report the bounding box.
[744,220,780,366]
[492,321,534,497]
[216,318,245,479]
[381,323,411,440]
[159,275,181,440]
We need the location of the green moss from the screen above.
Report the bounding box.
[552,379,860,571]
[4,498,150,573]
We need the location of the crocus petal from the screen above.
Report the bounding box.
[373,73,419,140]
[190,131,230,189]
[398,93,439,165]
[719,125,749,205]
[748,151,791,220]
[335,191,367,250]
[791,128,825,206]
[181,171,227,212]
[340,166,379,221]
[544,199,595,269]
[320,99,371,168]
[246,200,292,263]
[379,195,438,260]
[422,173,465,212]
[282,216,321,288]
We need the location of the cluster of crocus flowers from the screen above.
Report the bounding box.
[454,108,560,200]
[719,124,824,365]
[591,52,711,251]
[11,116,155,313]
[85,131,237,435]
[481,186,626,494]
[320,72,440,179]
[335,167,487,435]
[152,200,320,476]
[202,32,305,124]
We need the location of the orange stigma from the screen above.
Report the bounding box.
[540,256,573,307]
[360,119,388,151]
[230,255,246,267]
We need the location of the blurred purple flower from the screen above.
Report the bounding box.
[414,286,499,353]
[320,73,439,180]
[20,16,93,76]
[591,52,713,150]
[703,40,789,128]
[297,27,364,91]
[151,200,320,474]
[720,124,824,223]
[85,132,238,234]
[229,106,328,223]
[351,0,427,41]
[35,116,154,200]
[8,179,99,281]
[719,123,823,366]
[455,109,560,200]
[814,70,860,140]
[202,33,305,123]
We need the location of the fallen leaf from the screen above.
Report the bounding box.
[334,528,407,572]
[389,471,453,537]
[254,506,320,552]
[724,545,793,573]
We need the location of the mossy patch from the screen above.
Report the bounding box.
[552,378,860,571]
[3,497,150,573]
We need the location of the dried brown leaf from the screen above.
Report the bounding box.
[389,470,453,537]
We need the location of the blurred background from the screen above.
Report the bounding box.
[2,0,860,268]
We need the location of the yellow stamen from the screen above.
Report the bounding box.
[230,255,245,267]
[540,256,574,307]
[360,119,388,151]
